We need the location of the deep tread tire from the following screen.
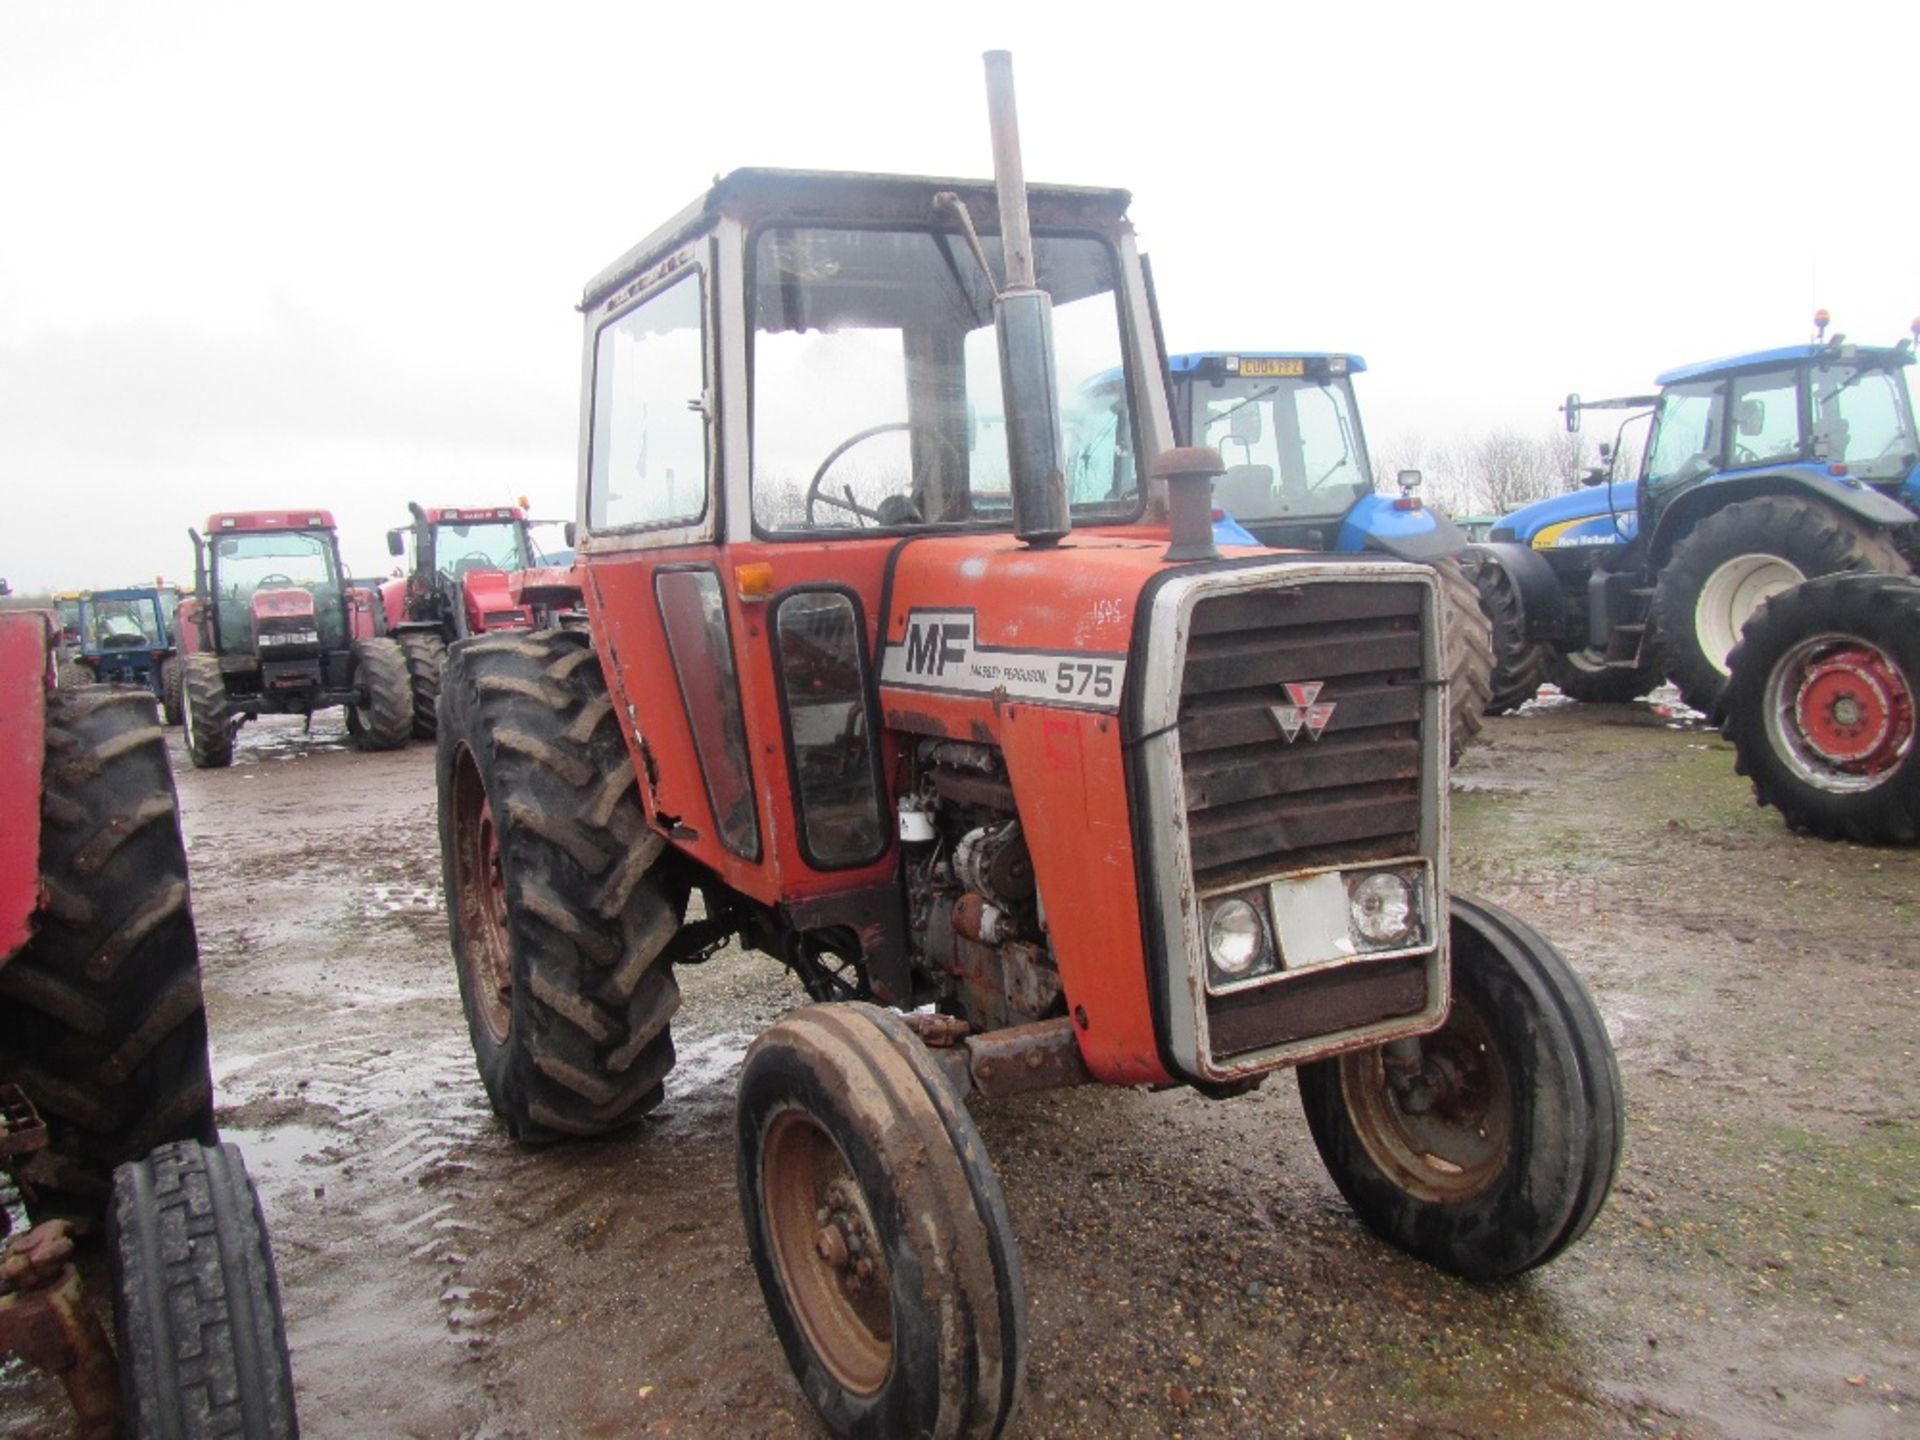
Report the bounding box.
[1723,572,1920,843]
[1548,649,1660,705]
[1436,558,1493,761]
[737,1003,1027,1440]
[109,1141,299,1440]
[1472,559,1552,714]
[56,658,93,690]
[182,653,236,770]
[1653,495,1909,714]
[398,631,448,739]
[1298,894,1624,1280]
[161,656,184,726]
[0,688,216,1219]
[345,636,414,751]
[438,630,683,1140]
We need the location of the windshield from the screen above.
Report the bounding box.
[432,520,527,578]
[1190,374,1373,522]
[1645,380,1726,490]
[82,596,163,649]
[749,226,1139,532]
[55,598,82,633]
[210,531,345,651]
[1811,362,1918,481]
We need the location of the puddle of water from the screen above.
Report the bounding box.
[362,882,442,917]
[223,1122,341,1192]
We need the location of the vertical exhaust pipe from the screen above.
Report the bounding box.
[983,50,1070,548]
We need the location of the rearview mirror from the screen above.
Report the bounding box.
[386,529,404,557]
[1563,392,1582,434]
[563,522,578,548]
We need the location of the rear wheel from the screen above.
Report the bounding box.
[1473,560,1552,714]
[1547,648,1660,705]
[160,656,184,726]
[345,636,413,751]
[1298,895,1623,1279]
[182,653,236,769]
[109,1140,299,1439]
[1653,495,1908,714]
[438,630,683,1140]
[0,688,216,1222]
[1436,558,1493,761]
[1722,572,1920,843]
[737,1004,1027,1440]
[397,632,448,739]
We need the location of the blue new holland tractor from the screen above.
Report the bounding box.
[66,585,185,722]
[1160,351,1497,758]
[1472,317,1919,714]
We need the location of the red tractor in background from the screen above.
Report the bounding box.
[0,610,297,1436]
[378,501,580,738]
[176,509,414,768]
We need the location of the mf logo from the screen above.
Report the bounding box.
[904,617,971,677]
[1271,681,1336,743]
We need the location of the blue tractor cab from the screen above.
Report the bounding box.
[71,585,184,721]
[1473,316,1920,712]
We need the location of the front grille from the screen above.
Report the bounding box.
[1178,581,1425,892]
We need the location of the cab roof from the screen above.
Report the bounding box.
[1657,343,1912,387]
[423,505,525,525]
[1170,351,1369,375]
[584,167,1135,312]
[205,510,336,533]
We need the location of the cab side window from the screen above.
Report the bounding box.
[1727,369,1800,467]
[589,269,709,532]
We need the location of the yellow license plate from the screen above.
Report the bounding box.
[1238,357,1305,378]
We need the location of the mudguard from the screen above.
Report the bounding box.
[1466,541,1566,641]
[1337,495,1468,562]
[1649,466,1917,562]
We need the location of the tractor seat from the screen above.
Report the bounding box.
[1215,464,1276,519]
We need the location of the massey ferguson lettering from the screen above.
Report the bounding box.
[881,609,1126,712]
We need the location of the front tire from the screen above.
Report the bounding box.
[1472,560,1552,714]
[0,688,216,1220]
[1722,572,1920,843]
[345,636,413,752]
[1298,895,1623,1280]
[737,1004,1027,1440]
[1436,558,1494,761]
[109,1141,299,1439]
[160,656,184,726]
[1653,495,1908,714]
[182,653,236,769]
[1547,648,1660,705]
[397,631,448,739]
[438,630,683,1140]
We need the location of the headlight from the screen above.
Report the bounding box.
[1349,870,1417,947]
[1206,897,1267,980]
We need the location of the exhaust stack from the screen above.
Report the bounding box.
[983,50,1070,548]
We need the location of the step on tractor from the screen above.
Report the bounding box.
[1721,571,1920,843]
[64,585,184,724]
[0,609,298,1437]
[436,53,1622,1439]
[176,509,415,768]
[379,501,581,738]
[1472,315,1919,714]
[1161,350,1495,759]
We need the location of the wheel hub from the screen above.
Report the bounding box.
[450,746,514,1045]
[1793,646,1913,772]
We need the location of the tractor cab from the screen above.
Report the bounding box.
[192,511,353,661]
[384,503,567,638]
[79,590,167,655]
[51,592,84,650]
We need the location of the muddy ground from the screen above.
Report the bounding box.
[3,693,1915,1439]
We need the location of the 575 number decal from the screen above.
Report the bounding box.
[1055,660,1116,700]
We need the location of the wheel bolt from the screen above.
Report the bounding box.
[815,1225,849,1271]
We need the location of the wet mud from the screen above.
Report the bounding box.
[3,698,1914,1438]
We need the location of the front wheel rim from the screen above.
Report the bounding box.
[1336,997,1512,1205]
[1696,554,1804,675]
[1764,633,1916,794]
[450,744,513,1044]
[761,1107,893,1395]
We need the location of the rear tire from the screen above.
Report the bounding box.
[0,688,216,1221]
[1436,558,1493,761]
[1653,495,1908,714]
[1298,894,1623,1280]
[737,1004,1027,1440]
[1547,649,1660,705]
[182,654,236,769]
[109,1140,299,1439]
[160,656,184,726]
[1473,560,1552,714]
[398,632,448,740]
[345,636,413,752]
[438,630,683,1140]
[1722,572,1920,843]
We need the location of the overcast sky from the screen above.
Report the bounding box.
[3,1,1915,590]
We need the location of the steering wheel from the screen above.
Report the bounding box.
[455,552,497,574]
[805,423,922,527]
[255,573,296,588]
[1733,443,1759,465]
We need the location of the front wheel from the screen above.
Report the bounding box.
[1472,560,1552,715]
[182,653,236,769]
[1722,572,1920,844]
[737,1004,1027,1440]
[1298,894,1623,1280]
[1436,558,1493,761]
[397,631,448,739]
[1547,649,1660,705]
[160,656,184,726]
[109,1141,300,1438]
[345,636,413,751]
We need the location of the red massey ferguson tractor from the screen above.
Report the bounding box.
[378,501,582,738]
[0,610,296,1436]
[436,54,1623,1438]
[176,509,415,768]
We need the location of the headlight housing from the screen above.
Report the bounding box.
[1204,896,1272,988]
[1349,870,1417,947]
